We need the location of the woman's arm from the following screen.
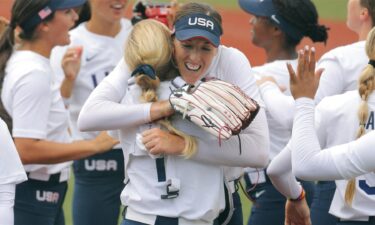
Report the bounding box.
[14,132,118,164]
[10,70,117,165]
[258,80,295,129]
[78,60,173,131]
[267,143,302,198]
[140,107,269,168]
[0,184,16,225]
[292,98,375,180]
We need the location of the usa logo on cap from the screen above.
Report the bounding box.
[188,17,215,31]
[174,13,223,46]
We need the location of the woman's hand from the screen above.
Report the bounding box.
[92,131,119,153]
[60,46,83,98]
[287,46,324,100]
[62,46,83,81]
[150,100,175,121]
[284,199,311,225]
[142,128,185,155]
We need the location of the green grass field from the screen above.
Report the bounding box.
[62,1,347,224]
[149,0,347,21]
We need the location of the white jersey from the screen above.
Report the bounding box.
[50,19,132,142]
[1,51,71,175]
[253,59,297,159]
[315,41,367,102]
[312,91,375,220]
[119,79,224,222]
[0,118,27,185]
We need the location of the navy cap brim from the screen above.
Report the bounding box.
[54,0,87,10]
[175,29,220,47]
[238,0,275,17]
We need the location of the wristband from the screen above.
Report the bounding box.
[289,188,305,202]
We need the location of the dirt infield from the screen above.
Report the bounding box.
[0,1,357,67]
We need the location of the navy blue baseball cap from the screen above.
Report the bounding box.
[174,13,223,47]
[20,0,87,31]
[238,0,304,40]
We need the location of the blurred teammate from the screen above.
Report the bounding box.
[0,118,27,225]
[238,0,328,224]
[50,1,131,224]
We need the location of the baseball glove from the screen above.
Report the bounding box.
[169,79,260,140]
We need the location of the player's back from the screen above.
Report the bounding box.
[315,90,375,220]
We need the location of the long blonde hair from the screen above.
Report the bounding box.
[344,26,375,206]
[124,19,196,157]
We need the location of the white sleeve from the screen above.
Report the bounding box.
[329,131,375,179]
[315,56,344,103]
[77,60,152,131]
[0,120,27,185]
[192,107,269,168]
[291,98,343,180]
[219,47,262,103]
[0,184,16,225]
[267,143,303,199]
[259,81,295,129]
[12,71,51,139]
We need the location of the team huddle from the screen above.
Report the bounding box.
[0,0,375,225]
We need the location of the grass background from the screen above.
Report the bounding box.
[145,0,347,20]
[63,0,347,224]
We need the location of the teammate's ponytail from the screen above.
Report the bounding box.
[345,26,375,206]
[273,0,329,47]
[124,19,197,158]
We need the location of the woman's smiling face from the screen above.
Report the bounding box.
[173,38,218,84]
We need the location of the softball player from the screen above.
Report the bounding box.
[78,3,270,225]
[269,40,375,225]
[50,1,131,224]
[252,1,375,224]
[238,0,328,224]
[0,118,27,225]
[0,1,118,224]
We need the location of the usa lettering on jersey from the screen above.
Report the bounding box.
[84,159,117,171]
[364,111,374,130]
[188,17,214,30]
